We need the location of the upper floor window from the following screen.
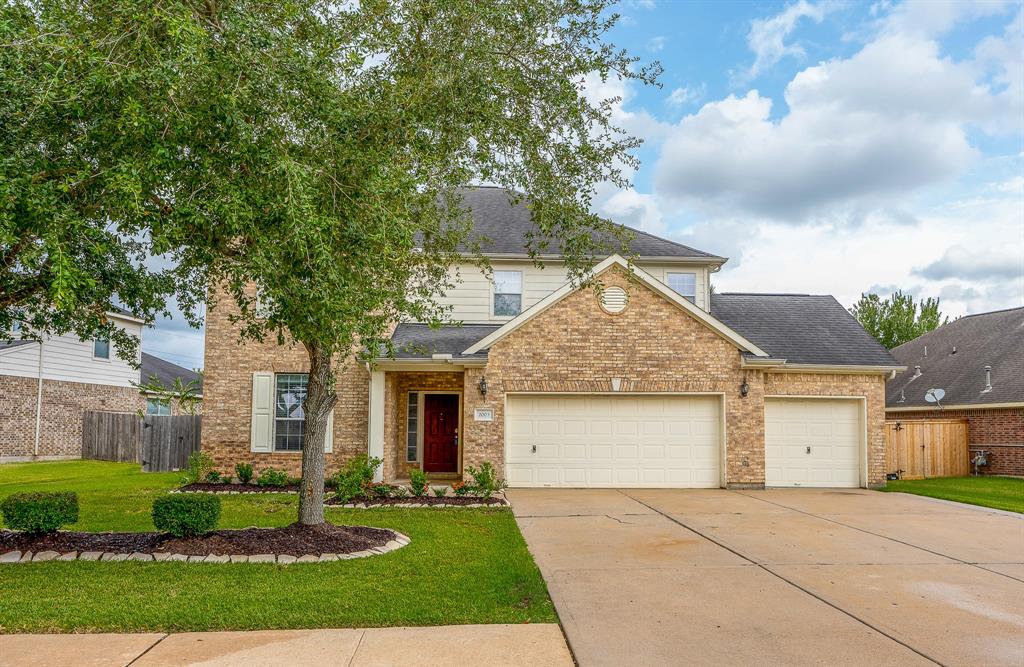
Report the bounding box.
[93,338,110,359]
[493,270,522,317]
[146,398,172,416]
[667,272,696,304]
[274,373,308,451]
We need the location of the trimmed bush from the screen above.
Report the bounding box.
[234,462,254,484]
[0,492,78,534]
[256,468,290,487]
[331,455,381,502]
[152,495,221,538]
[409,468,429,497]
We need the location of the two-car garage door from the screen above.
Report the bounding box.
[505,394,721,488]
[504,394,863,489]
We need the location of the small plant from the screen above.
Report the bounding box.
[205,470,223,484]
[432,486,447,498]
[182,451,214,485]
[392,486,409,499]
[331,455,382,502]
[409,468,428,497]
[369,482,394,499]
[152,495,221,538]
[465,462,508,497]
[451,480,471,497]
[0,492,78,534]
[256,468,290,487]
[234,462,254,485]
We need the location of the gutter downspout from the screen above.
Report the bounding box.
[33,339,44,458]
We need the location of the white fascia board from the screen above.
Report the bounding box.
[463,254,768,357]
[108,311,146,324]
[886,402,1024,412]
[478,252,727,265]
[373,358,487,371]
[767,363,907,374]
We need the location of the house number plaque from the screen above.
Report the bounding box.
[474,408,494,422]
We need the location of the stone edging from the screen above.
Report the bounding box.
[330,500,508,508]
[171,489,300,495]
[0,531,410,565]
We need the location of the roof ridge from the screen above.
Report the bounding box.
[958,305,1024,319]
[717,292,816,297]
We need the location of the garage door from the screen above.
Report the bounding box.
[505,394,721,488]
[765,398,862,488]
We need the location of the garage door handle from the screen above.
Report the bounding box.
[531,445,537,454]
[806,446,811,454]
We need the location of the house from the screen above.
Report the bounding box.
[0,313,201,461]
[886,307,1024,476]
[139,352,204,416]
[203,186,903,489]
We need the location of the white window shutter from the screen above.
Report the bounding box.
[324,408,334,453]
[250,372,274,453]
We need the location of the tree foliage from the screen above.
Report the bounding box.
[850,291,948,349]
[4,0,657,524]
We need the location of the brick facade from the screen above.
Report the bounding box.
[887,407,1024,477]
[203,268,890,487]
[0,375,144,460]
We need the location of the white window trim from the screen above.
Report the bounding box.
[490,269,523,320]
[273,373,308,454]
[666,271,697,303]
[406,391,425,463]
[407,391,462,469]
[92,338,111,361]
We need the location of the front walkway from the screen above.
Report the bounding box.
[0,624,572,667]
[509,487,1024,667]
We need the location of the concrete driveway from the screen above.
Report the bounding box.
[509,488,1024,667]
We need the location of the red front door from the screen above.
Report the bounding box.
[423,394,459,473]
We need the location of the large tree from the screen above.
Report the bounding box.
[5,0,656,525]
[851,290,948,349]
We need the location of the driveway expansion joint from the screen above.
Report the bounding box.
[617,490,948,667]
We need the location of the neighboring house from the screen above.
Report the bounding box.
[886,307,1024,476]
[203,186,903,489]
[139,352,203,416]
[0,313,201,461]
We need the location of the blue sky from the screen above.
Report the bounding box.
[144,0,1023,371]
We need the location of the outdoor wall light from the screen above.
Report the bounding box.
[739,375,749,397]
[478,376,488,397]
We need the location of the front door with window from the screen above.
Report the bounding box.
[423,394,459,473]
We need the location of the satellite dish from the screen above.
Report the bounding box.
[924,388,946,403]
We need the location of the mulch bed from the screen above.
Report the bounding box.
[0,523,394,557]
[326,495,507,507]
[177,483,302,493]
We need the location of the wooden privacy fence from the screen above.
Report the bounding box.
[82,411,201,472]
[884,419,969,479]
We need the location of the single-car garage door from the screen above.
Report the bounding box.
[505,394,721,488]
[765,398,862,488]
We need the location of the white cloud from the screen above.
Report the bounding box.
[665,84,706,108]
[647,36,667,53]
[914,246,1023,281]
[739,1,834,83]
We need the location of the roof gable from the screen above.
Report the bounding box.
[463,255,768,356]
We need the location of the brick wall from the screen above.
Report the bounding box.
[0,374,143,460]
[888,407,1024,476]
[201,289,370,477]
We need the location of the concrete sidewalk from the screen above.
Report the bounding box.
[0,624,573,667]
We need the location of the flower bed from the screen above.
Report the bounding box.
[0,523,408,564]
[326,494,508,508]
[177,482,304,494]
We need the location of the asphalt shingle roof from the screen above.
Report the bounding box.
[711,293,900,367]
[0,340,33,353]
[450,187,721,259]
[140,352,202,393]
[388,324,500,359]
[886,307,1024,409]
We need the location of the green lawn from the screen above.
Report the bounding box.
[880,475,1024,513]
[0,460,555,633]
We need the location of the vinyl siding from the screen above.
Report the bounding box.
[437,259,712,323]
[0,320,143,388]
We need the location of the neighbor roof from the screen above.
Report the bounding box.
[140,352,202,394]
[886,307,1024,409]
[710,293,901,367]
[0,340,33,354]
[388,324,500,360]
[450,187,722,260]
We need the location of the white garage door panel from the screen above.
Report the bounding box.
[506,395,721,488]
[765,398,861,488]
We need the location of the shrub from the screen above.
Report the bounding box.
[152,495,221,538]
[432,486,447,498]
[234,462,254,484]
[0,492,78,534]
[465,462,507,497]
[256,468,290,487]
[409,468,429,497]
[205,470,223,484]
[182,451,214,485]
[451,480,471,497]
[369,482,394,499]
[331,455,382,502]
[392,486,409,499]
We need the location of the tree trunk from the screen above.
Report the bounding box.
[297,342,337,525]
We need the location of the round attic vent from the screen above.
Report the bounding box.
[600,286,629,314]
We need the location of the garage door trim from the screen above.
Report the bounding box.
[764,395,868,488]
[503,392,727,488]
